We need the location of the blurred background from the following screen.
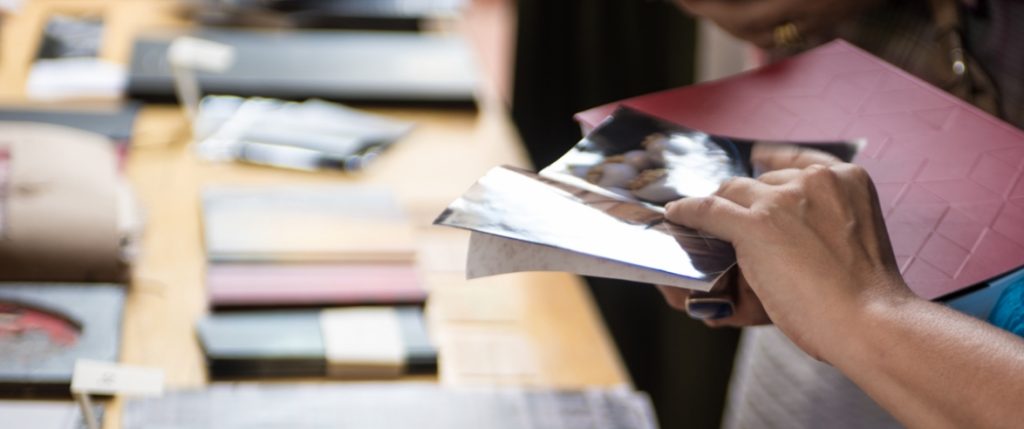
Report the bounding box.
[0,1,757,428]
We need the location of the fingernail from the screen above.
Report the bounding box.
[686,298,735,320]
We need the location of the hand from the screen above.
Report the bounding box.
[672,0,882,49]
[663,145,914,360]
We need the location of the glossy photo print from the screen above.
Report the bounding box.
[435,166,736,289]
[435,108,862,290]
[542,106,863,205]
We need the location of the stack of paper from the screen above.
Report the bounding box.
[200,186,434,379]
[193,97,414,172]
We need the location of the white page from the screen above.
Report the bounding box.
[468,232,719,291]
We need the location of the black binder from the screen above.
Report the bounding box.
[128,29,478,107]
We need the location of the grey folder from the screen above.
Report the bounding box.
[0,400,102,429]
[123,383,658,429]
[0,104,139,144]
[128,29,478,106]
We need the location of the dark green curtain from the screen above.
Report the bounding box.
[512,0,696,167]
[511,2,739,428]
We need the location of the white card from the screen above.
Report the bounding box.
[71,360,164,396]
[167,37,235,72]
[320,307,404,378]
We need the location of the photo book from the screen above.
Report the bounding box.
[435,107,860,291]
[576,40,1024,304]
[441,39,1024,315]
[0,283,125,397]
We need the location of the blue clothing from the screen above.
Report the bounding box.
[989,271,1024,337]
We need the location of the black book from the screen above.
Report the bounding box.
[197,306,436,379]
[128,29,478,107]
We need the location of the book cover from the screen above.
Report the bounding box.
[203,186,417,263]
[206,263,426,309]
[0,284,125,397]
[197,306,436,379]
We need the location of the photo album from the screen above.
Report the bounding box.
[435,107,861,291]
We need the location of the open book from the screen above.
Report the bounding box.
[435,108,861,291]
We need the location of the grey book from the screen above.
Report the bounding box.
[0,103,139,144]
[0,400,102,429]
[123,383,659,429]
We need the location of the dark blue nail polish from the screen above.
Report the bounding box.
[686,299,735,320]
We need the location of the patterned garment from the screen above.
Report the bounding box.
[722,327,904,429]
[833,0,1023,128]
[965,0,1024,129]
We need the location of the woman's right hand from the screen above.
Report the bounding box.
[663,145,914,361]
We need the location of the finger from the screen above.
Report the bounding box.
[756,168,801,185]
[703,272,772,327]
[715,177,772,208]
[664,196,751,243]
[657,285,691,311]
[752,144,843,172]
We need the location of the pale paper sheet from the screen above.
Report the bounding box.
[467,231,719,291]
[320,307,404,378]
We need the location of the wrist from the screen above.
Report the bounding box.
[818,273,918,366]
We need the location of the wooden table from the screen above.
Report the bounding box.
[1,1,629,427]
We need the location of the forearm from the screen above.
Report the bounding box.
[663,148,1024,426]
[829,291,1024,429]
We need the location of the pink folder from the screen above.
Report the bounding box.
[206,263,426,308]
[576,40,1024,300]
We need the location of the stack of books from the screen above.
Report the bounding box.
[199,185,435,379]
[202,185,425,308]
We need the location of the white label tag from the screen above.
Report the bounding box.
[71,360,164,396]
[320,307,404,378]
[167,37,236,72]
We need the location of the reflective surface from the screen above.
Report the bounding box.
[435,166,735,283]
[436,108,862,289]
[543,107,862,204]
